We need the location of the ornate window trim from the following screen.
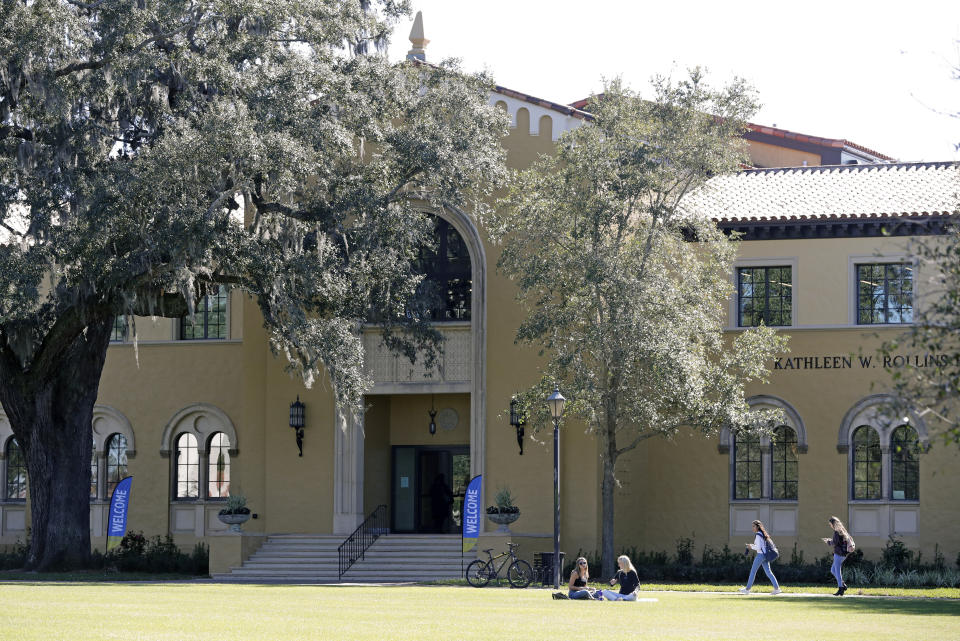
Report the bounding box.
[838,394,927,503]
[721,395,807,503]
[161,404,238,503]
[91,405,136,502]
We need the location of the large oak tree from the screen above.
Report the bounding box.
[0,0,506,569]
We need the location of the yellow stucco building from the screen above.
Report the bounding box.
[1,27,958,581]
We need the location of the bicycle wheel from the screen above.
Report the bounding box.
[507,560,533,588]
[466,560,491,587]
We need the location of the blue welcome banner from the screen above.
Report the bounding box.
[462,474,482,552]
[106,476,133,551]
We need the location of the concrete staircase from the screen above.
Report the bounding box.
[211,533,466,583]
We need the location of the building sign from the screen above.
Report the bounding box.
[462,474,482,553]
[106,476,133,551]
[773,353,955,371]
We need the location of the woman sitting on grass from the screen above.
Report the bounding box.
[568,557,600,600]
[601,555,639,601]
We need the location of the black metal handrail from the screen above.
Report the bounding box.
[338,504,388,580]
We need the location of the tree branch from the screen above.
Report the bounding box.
[0,124,33,142]
[54,60,106,78]
[66,0,109,10]
[614,431,655,458]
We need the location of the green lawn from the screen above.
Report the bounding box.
[0,582,958,641]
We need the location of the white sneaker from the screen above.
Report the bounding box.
[771,588,782,595]
[737,588,750,594]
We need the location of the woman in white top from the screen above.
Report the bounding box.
[737,519,782,594]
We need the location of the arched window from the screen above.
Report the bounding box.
[852,426,882,500]
[106,434,128,497]
[891,425,920,500]
[415,217,472,322]
[208,432,231,499]
[176,433,199,498]
[771,426,798,500]
[5,438,27,500]
[90,437,98,499]
[734,431,762,499]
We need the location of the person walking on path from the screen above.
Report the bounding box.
[601,555,640,601]
[567,557,600,600]
[738,520,782,595]
[823,516,855,596]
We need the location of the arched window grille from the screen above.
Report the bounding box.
[208,432,231,499]
[734,431,762,499]
[106,434,128,497]
[891,425,920,500]
[5,438,27,500]
[771,426,798,500]
[176,433,199,498]
[852,426,882,500]
[414,217,472,322]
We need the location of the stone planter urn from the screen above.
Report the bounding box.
[218,512,251,533]
[486,511,520,534]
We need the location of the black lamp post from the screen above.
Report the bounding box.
[546,386,566,590]
[290,396,305,456]
[509,397,525,455]
[429,395,437,436]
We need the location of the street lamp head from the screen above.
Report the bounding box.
[547,387,566,420]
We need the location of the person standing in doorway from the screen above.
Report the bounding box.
[429,473,453,533]
[601,555,639,601]
[738,520,782,595]
[823,516,854,596]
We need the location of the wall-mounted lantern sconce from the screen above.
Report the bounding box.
[428,394,437,436]
[509,396,526,455]
[290,396,305,457]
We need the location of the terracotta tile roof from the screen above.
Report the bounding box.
[680,162,960,222]
[569,94,894,161]
[494,85,594,121]
[407,58,593,122]
[745,123,895,161]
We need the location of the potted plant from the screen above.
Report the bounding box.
[486,487,520,533]
[217,492,251,532]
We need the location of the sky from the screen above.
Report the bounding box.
[387,1,960,162]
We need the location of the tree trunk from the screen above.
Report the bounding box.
[600,415,618,578]
[0,317,112,570]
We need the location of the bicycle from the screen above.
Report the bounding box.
[465,542,533,588]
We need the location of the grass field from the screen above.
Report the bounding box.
[0,581,958,641]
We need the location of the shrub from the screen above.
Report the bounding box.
[105,531,208,575]
[675,535,695,565]
[0,537,28,570]
[881,536,914,571]
[788,542,805,567]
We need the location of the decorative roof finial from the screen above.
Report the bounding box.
[407,11,429,61]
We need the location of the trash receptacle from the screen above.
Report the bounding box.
[537,551,566,586]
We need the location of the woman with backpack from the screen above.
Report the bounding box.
[737,519,782,594]
[822,516,855,596]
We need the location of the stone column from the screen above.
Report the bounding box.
[333,405,365,534]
